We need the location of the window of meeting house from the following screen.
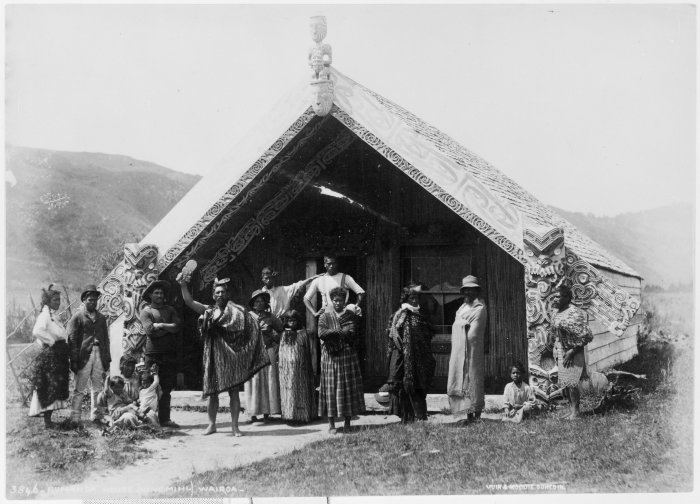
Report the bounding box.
[400,246,475,337]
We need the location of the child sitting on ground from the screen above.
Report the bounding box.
[99,376,141,429]
[138,364,161,426]
[502,362,537,423]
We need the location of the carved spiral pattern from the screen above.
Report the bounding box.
[525,290,547,325]
[562,249,641,334]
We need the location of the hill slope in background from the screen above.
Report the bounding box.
[5,146,200,302]
[553,204,694,288]
[4,146,693,305]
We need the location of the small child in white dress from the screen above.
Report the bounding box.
[502,362,536,423]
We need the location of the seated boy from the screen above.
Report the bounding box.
[502,362,537,423]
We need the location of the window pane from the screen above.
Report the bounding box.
[441,255,471,291]
[409,257,441,291]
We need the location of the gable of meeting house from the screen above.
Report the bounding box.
[97,18,642,389]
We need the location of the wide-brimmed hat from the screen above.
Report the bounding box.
[460,275,481,291]
[80,284,101,301]
[248,289,271,308]
[374,383,392,405]
[142,280,171,303]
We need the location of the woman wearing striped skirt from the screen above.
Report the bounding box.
[317,287,365,433]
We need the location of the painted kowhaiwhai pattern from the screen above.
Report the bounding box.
[199,130,357,288]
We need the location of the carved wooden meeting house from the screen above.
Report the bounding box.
[98,17,642,395]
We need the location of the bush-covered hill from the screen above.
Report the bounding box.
[5,146,200,301]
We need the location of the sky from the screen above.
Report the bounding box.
[4,2,697,216]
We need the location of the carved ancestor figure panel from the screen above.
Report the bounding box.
[523,225,641,401]
[98,243,159,359]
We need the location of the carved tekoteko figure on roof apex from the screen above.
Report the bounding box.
[309,15,332,80]
[308,15,334,116]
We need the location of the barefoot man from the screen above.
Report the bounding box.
[178,275,269,436]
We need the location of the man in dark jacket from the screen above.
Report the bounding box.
[67,284,111,424]
[138,279,181,427]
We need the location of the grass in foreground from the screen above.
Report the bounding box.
[5,408,169,500]
[154,352,692,497]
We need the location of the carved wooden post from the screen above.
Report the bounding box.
[523,225,566,396]
[309,15,334,116]
[98,243,159,361]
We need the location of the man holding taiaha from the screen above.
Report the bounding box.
[178,274,269,436]
[139,279,181,428]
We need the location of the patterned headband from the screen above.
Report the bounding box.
[213,277,231,287]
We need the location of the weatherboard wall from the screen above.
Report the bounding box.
[584,267,642,372]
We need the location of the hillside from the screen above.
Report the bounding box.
[553,204,694,288]
[5,146,200,302]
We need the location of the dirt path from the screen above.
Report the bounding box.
[37,393,503,499]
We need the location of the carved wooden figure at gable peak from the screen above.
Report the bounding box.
[309,15,334,116]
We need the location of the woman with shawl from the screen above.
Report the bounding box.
[244,289,284,421]
[550,283,593,419]
[28,284,71,427]
[447,275,487,424]
[386,284,436,422]
[318,286,365,433]
[278,309,316,423]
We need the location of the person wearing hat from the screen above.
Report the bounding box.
[178,276,269,436]
[244,289,284,422]
[67,284,111,425]
[447,275,487,424]
[138,279,181,427]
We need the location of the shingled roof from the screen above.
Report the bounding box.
[340,74,641,278]
[143,68,641,280]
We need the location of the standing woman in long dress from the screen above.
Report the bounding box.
[244,290,283,421]
[386,284,436,422]
[318,287,365,433]
[550,283,593,419]
[447,275,487,423]
[278,309,316,423]
[28,285,71,428]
